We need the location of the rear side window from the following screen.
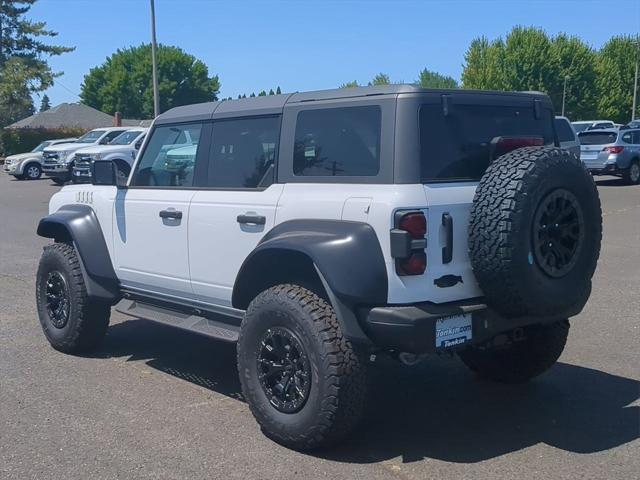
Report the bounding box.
[578,131,618,145]
[293,106,381,176]
[621,131,633,144]
[206,116,280,189]
[131,123,202,187]
[555,118,575,142]
[420,104,555,181]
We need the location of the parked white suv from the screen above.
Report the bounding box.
[71,128,148,183]
[35,87,602,450]
[3,138,76,180]
[41,127,129,184]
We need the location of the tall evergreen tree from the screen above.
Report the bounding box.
[417,68,458,88]
[0,0,73,126]
[39,93,50,111]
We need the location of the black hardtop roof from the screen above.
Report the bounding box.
[155,84,551,124]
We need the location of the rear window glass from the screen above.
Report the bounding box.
[578,131,618,145]
[555,118,575,142]
[293,106,381,177]
[420,104,554,181]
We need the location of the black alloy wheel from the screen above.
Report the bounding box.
[257,326,311,414]
[44,271,70,328]
[532,188,584,278]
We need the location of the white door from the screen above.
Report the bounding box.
[113,122,204,297]
[187,115,283,306]
[189,186,283,305]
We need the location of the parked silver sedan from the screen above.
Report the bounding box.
[579,128,640,184]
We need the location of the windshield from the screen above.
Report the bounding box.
[578,131,618,145]
[572,123,591,133]
[75,130,106,143]
[110,130,142,145]
[31,141,50,152]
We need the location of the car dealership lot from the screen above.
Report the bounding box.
[0,174,638,479]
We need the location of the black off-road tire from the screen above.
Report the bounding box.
[51,177,66,186]
[36,242,110,353]
[459,319,569,383]
[237,284,368,450]
[622,160,640,185]
[469,146,602,318]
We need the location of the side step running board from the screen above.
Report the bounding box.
[115,299,240,343]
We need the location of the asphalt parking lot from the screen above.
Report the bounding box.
[0,173,638,480]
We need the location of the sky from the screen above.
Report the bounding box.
[28,0,640,107]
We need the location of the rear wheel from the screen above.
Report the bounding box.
[36,242,110,353]
[237,284,368,450]
[459,320,569,383]
[623,160,640,185]
[24,163,42,180]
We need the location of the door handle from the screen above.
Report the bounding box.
[159,209,182,220]
[442,213,453,264]
[237,214,266,225]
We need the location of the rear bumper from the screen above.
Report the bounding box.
[359,299,563,353]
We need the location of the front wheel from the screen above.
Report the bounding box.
[36,242,110,353]
[237,284,368,450]
[51,177,66,185]
[24,163,42,180]
[459,320,569,384]
[623,160,640,185]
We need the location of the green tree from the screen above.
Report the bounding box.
[462,27,598,119]
[39,93,50,111]
[258,90,267,96]
[0,57,35,125]
[595,35,639,123]
[417,68,458,88]
[80,44,220,118]
[340,80,359,88]
[276,86,282,94]
[0,0,73,126]
[461,36,506,90]
[369,73,391,85]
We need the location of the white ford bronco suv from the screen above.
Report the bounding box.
[36,86,602,450]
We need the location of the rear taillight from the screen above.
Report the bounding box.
[604,146,624,154]
[491,136,544,160]
[391,211,427,276]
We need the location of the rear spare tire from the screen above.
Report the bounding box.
[469,146,602,317]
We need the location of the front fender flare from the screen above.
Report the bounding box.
[37,204,119,303]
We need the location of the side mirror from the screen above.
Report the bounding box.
[99,138,110,145]
[134,141,142,150]
[91,160,127,188]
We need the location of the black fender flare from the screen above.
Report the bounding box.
[232,219,388,342]
[37,204,120,303]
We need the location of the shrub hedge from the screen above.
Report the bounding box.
[0,127,87,156]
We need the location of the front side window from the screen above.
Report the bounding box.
[103,130,127,143]
[76,130,106,143]
[420,104,555,181]
[32,141,50,152]
[131,123,202,187]
[111,130,143,145]
[206,116,280,188]
[293,106,381,177]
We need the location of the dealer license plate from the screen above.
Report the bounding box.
[435,313,472,348]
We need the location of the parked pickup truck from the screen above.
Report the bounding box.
[41,127,129,184]
[71,128,148,183]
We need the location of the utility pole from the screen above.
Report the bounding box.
[632,38,639,121]
[561,75,569,117]
[150,0,160,118]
